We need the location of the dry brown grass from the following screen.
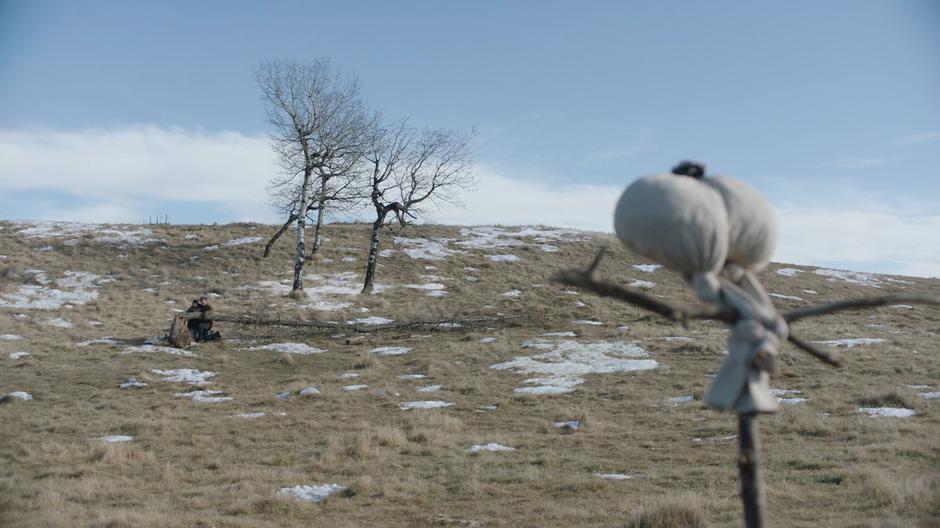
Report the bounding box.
[1,220,939,527]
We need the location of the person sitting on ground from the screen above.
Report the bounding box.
[185,299,202,340]
[185,297,220,342]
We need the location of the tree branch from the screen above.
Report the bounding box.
[784,294,940,323]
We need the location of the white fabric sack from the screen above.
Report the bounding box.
[614,173,729,275]
[703,175,776,272]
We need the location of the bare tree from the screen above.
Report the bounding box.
[255,59,367,296]
[360,117,474,293]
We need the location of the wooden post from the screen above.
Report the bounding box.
[737,413,766,528]
[167,313,192,348]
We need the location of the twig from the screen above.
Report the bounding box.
[738,413,767,528]
[784,294,940,323]
[786,334,842,367]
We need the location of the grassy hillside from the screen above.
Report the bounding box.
[1,220,938,527]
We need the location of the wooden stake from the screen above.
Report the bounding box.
[737,413,766,528]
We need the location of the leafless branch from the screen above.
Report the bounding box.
[784,294,940,323]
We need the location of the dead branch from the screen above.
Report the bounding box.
[553,249,940,368]
[784,294,940,323]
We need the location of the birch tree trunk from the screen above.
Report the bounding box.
[310,176,328,258]
[291,168,312,297]
[361,215,385,294]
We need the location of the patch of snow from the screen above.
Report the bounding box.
[9,352,29,360]
[15,221,156,245]
[341,384,368,391]
[400,400,454,410]
[223,236,263,247]
[0,334,22,341]
[393,237,460,260]
[778,398,807,405]
[670,395,695,404]
[632,264,661,273]
[919,392,940,400]
[44,317,73,328]
[543,331,577,337]
[378,249,396,257]
[339,373,360,380]
[479,337,497,344]
[890,304,914,309]
[812,338,886,348]
[78,337,124,346]
[399,374,427,380]
[464,267,479,272]
[4,391,33,401]
[299,387,320,397]
[250,343,326,355]
[341,256,356,263]
[466,443,515,454]
[770,293,803,301]
[347,316,394,325]
[629,279,655,289]
[574,300,587,307]
[175,390,233,403]
[573,320,603,326]
[278,484,347,503]
[98,435,133,443]
[119,378,147,389]
[593,472,634,480]
[554,420,580,430]
[123,345,197,357]
[0,271,102,310]
[416,384,443,393]
[662,336,694,342]
[815,268,885,287]
[501,289,522,298]
[405,283,446,291]
[239,412,266,419]
[802,289,818,294]
[370,346,412,356]
[776,268,803,277]
[858,407,915,418]
[486,254,520,262]
[152,368,217,385]
[438,322,463,328]
[491,339,657,395]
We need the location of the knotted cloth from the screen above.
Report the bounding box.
[614,169,787,413]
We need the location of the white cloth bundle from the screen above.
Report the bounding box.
[613,173,729,275]
[703,175,777,272]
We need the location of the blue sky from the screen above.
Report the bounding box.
[1,1,939,276]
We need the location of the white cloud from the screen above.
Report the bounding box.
[893,132,940,146]
[0,125,277,222]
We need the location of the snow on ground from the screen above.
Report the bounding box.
[278,484,348,503]
[223,236,262,247]
[479,337,497,344]
[0,334,22,341]
[662,336,693,342]
[120,378,147,389]
[239,412,266,419]
[78,337,125,346]
[175,390,233,403]
[43,317,73,328]
[299,387,320,397]
[770,389,806,404]
[553,420,580,430]
[466,443,515,454]
[486,254,520,263]
[770,293,803,301]
[491,339,658,395]
[405,282,448,297]
[122,345,197,357]
[632,264,661,273]
[0,270,103,310]
[920,392,940,400]
[9,352,29,360]
[573,320,603,326]
[152,368,217,385]
[890,304,914,309]
[97,435,133,443]
[776,268,803,277]
[393,237,460,260]
[628,280,655,289]
[249,343,326,355]
[370,346,412,356]
[339,373,360,380]
[341,384,368,391]
[812,338,886,348]
[814,268,898,288]
[544,331,577,337]
[501,289,522,298]
[670,395,695,404]
[400,400,453,410]
[593,473,634,480]
[347,316,394,325]
[3,391,33,401]
[416,385,443,393]
[15,221,156,245]
[858,407,916,418]
[457,226,586,252]
[399,374,427,380]
[802,289,818,294]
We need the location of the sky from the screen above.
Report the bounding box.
[1,0,939,277]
